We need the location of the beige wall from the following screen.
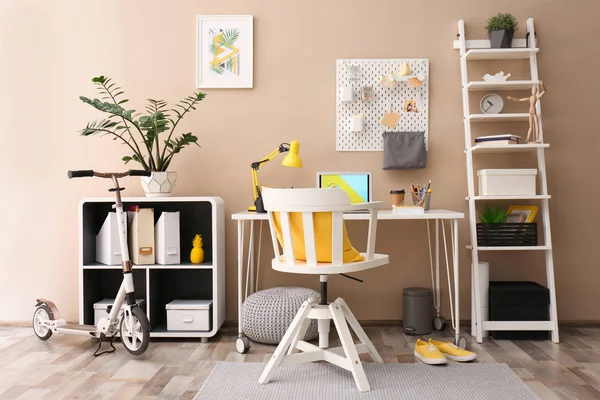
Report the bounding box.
[1,0,599,323]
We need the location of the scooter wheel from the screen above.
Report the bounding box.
[120,307,150,356]
[455,336,468,349]
[433,316,446,331]
[236,337,251,354]
[33,305,53,340]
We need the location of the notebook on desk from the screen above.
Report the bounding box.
[316,172,372,213]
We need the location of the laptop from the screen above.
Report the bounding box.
[316,172,372,212]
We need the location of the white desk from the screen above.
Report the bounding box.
[232,209,465,348]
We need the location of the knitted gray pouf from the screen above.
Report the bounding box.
[242,287,320,344]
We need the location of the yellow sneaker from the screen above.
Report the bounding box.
[414,339,447,365]
[429,339,477,362]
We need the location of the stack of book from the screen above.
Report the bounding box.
[474,134,520,146]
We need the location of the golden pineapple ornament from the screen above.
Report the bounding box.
[190,234,204,264]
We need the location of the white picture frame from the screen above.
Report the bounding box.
[196,15,253,89]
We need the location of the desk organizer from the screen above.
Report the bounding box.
[477,223,537,246]
[336,59,429,151]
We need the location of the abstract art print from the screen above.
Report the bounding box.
[196,15,253,88]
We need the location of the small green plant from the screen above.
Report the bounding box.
[478,206,509,224]
[79,76,206,171]
[485,13,518,33]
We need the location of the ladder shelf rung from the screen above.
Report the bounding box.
[470,143,549,153]
[469,113,530,122]
[467,195,551,200]
[467,80,539,91]
[465,48,539,61]
[467,245,552,251]
[482,321,552,331]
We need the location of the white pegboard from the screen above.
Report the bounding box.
[336,59,429,151]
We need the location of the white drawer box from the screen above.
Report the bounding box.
[478,169,537,196]
[166,300,212,331]
[93,298,145,325]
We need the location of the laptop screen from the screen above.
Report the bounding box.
[317,173,370,204]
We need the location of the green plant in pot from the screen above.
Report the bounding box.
[478,206,508,224]
[485,13,518,49]
[79,76,206,197]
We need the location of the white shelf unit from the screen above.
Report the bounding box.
[456,18,559,343]
[78,197,225,339]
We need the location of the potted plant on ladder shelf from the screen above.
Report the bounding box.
[485,13,518,49]
[79,76,206,197]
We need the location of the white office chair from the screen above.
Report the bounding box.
[258,188,389,392]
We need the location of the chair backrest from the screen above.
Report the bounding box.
[262,188,377,267]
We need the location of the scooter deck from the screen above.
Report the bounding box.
[60,324,97,332]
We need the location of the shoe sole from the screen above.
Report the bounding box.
[414,351,447,365]
[444,353,477,362]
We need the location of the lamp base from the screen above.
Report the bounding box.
[248,205,256,212]
[252,196,266,213]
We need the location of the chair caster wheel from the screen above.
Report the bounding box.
[433,316,446,331]
[455,336,467,349]
[236,337,251,354]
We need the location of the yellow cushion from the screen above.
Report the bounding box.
[272,212,364,263]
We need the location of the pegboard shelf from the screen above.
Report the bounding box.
[336,59,429,152]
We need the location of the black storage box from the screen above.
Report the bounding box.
[489,281,550,340]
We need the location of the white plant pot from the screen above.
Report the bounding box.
[140,171,177,197]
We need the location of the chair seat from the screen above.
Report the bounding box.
[272,253,389,275]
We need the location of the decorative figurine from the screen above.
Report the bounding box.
[190,234,204,264]
[507,81,546,143]
[483,71,511,82]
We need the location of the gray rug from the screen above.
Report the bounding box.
[196,362,540,400]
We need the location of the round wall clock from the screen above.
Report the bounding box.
[480,93,504,114]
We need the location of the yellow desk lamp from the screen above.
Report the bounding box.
[249,140,302,213]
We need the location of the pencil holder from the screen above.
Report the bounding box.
[409,190,432,211]
[393,191,431,214]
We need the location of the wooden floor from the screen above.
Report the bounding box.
[1,325,600,399]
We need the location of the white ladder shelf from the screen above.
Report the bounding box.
[454,18,559,343]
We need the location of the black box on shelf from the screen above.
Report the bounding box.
[489,281,550,340]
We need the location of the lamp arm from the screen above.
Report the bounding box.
[250,143,290,203]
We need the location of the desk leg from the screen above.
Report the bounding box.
[435,220,440,317]
[453,219,460,345]
[247,220,255,299]
[238,220,245,337]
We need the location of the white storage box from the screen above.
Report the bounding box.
[96,212,127,265]
[93,298,145,325]
[477,169,537,196]
[166,300,212,331]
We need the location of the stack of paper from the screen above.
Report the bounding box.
[474,134,521,145]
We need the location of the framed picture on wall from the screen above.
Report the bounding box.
[196,15,253,88]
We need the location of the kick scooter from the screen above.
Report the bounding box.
[33,169,152,356]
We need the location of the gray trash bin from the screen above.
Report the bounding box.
[403,287,433,335]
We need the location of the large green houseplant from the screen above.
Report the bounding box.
[485,13,518,49]
[79,76,206,196]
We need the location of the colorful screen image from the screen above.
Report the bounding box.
[319,173,370,204]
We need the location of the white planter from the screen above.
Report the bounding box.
[140,171,177,197]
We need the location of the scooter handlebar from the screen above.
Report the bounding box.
[129,170,152,177]
[68,170,94,179]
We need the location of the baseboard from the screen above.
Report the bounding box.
[5,319,600,329]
